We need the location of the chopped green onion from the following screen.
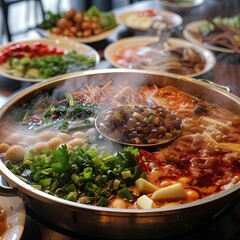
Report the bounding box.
[117,187,133,200]
[64,183,76,192]
[65,192,78,201]
[33,184,42,190]
[96,196,109,207]
[39,178,52,188]
[71,173,80,185]
[83,167,93,180]
[50,180,59,191]
[18,176,29,183]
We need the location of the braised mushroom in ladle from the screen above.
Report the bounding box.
[95,105,182,147]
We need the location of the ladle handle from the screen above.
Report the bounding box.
[200,79,231,92]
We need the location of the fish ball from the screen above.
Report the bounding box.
[33,142,48,154]
[24,135,39,145]
[72,131,87,139]
[0,143,10,153]
[5,145,25,162]
[7,133,23,143]
[56,133,71,142]
[47,137,64,150]
[68,138,85,148]
[38,131,56,141]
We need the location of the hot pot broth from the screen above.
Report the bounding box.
[1,77,240,209]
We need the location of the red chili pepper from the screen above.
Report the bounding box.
[13,52,25,58]
[0,54,7,63]
[136,154,151,172]
[29,116,41,121]
[51,114,59,119]
[139,149,157,162]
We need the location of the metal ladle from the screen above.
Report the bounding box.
[95,105,182,148]
[148,22,172,51]
[128,23,173,69]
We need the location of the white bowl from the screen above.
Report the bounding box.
[0,195,26,240]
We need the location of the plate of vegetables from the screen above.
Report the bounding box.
[183,14,240,53]
[0,38,100,82]
[117,9,182,32]
[36,6,118,43]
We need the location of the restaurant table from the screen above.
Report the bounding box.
[0,0,240,239]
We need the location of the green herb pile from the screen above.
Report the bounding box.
[5,144,145,206]
[21,92,98,133]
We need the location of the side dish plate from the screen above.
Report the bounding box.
[104,36,216,77]
[36,26,119,44]
[183,20,237,53]
[117,9,182,32]
[0,38,100,82]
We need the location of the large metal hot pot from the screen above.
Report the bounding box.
[0,69,240,239]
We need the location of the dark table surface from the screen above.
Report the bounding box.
[0,0,240,239]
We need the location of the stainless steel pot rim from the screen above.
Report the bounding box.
[0,158,239,214]
[0,68,239,214]
[1,68,238,111]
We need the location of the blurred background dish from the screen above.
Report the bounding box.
[104,36,216,77]
[183,16,240,54]
[117,9,182,32]
[36,6,119,43]
[158,0,205,8]
[0,38,100,82]
[37,25,119,44]
[0,194,26,240]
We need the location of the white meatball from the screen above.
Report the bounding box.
[7,133,23,143]
[24,135,39,145]
[5,145,25,162]
[33,142,48,154]
[38,131,56,141]
[68,138,85,148]
[0,143,10,153]
[56,133,71,142]
[72,131,87,139]
[47,137,64,150]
